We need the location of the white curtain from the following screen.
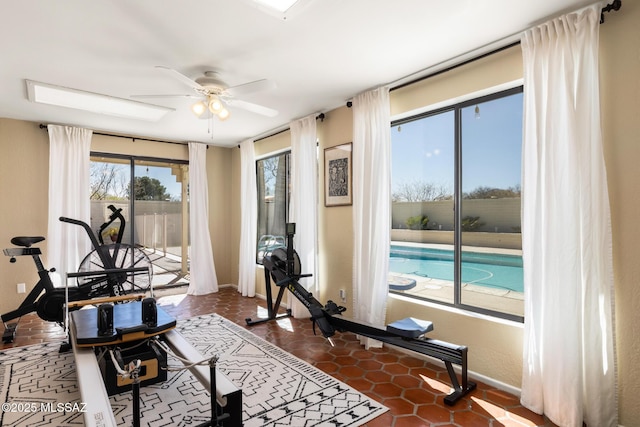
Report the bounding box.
[187,142,218,295]
[520,5,617,427]
[352,87,391,348]
[289,115,318,318]
[238,139,257,297]
[47,125,92,287]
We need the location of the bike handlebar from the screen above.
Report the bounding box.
[59,216,102,250]
[107,204,123,220]
[59,216,90,228]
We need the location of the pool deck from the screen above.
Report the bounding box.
[389,241,524,317]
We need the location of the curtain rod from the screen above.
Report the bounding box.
[346,0,622,104]
[240,113,325,147]
[39,124,188,146]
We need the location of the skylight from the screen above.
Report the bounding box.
[253,0,299,13]
[246,0,313,19]
[25,80,174,122]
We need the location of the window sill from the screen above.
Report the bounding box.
[388,291,524,328]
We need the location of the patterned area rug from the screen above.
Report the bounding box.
[0,314,387,426]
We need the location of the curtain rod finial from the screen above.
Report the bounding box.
[601,0,622,23]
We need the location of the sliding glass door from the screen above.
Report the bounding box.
[89,153,189,289]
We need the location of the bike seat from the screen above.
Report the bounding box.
[11,236,45,247]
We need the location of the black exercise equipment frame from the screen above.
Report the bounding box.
[60,205,149,298]
[1,205,149,343]
[1,241,55,342]
[255,223,476,405]
[245,224,306,326]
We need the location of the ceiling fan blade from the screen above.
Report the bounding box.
[225,79,276,97]
[131,94,200,99]
[155,66,204,90]
[226,99,279,117]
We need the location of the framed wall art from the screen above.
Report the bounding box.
[324,143,352,207]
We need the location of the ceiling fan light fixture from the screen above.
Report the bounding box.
[218,108,230,121]
[208,96,224,114]
[191,100,207,117]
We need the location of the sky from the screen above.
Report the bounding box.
[135,165,182,200]
[391,92,523,195]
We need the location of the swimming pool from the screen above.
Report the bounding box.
[389,245,524,293]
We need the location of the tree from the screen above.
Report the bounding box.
[90,162,129,200]
[463,185,521,199]
[131,176,171,201]
[392,180,452,202]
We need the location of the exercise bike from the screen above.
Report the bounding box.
[1,205,152,343]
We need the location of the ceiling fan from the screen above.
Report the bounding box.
[132,66,278,121]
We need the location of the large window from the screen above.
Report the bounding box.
[256,151,291,263]
[390,87,523,321]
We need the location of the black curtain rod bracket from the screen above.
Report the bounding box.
[601,0,622,23]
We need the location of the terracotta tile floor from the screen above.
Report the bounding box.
[1,286,558,427]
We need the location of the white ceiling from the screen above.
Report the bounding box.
[0,0,595,147]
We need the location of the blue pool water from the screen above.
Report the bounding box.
[389,245,524,293]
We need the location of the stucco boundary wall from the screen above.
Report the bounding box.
[392,198,521,233]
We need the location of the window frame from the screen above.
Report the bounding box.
[255,150,292,265]
[390,86,524,323]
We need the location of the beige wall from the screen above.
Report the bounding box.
[317,106,354,305]
[390,44,523,117]
[206,145,234,285]
[0,120,50,312]
[600,2,640,424]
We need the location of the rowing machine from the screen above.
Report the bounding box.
[258,223,476,405]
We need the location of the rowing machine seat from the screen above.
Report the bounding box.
[386,317,434,338]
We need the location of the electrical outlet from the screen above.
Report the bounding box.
[17,283,26,294]
[339,289,346,302]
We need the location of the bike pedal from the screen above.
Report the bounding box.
[2,324,17,343]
